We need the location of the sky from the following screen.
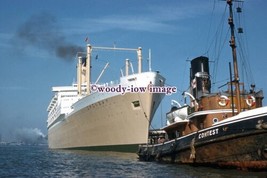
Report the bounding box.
[0,0,267,141]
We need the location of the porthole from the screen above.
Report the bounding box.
[213,118,219,123]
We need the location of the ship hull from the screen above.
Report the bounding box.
[48,87,163,151]
[138,108,267,170]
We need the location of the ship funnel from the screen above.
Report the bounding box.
[190,56,211,100]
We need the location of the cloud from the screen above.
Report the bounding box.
[91,16,177,33]
[59,1,216,36]
[59,15,178,36]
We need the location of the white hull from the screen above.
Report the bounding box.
[47,72,165,151]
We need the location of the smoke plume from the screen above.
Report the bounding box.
[15,12,83,60]
[15,128,46,144]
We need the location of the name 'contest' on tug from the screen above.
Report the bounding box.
[138,0,267,171]
[46,44,165,152]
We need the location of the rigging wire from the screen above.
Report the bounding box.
[204,1,255,92]
[180,60,190,97]
[234,1,255,89]
[204,0,217,52]
[204,4,229,92]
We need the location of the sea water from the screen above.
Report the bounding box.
[0,144,266,178]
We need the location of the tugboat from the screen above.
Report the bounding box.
[137,0,267,170]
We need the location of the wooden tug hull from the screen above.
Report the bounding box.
[138,108,267,170]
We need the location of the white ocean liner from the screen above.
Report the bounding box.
[47,44,165,151]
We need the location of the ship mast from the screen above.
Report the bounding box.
[227,0,241,113]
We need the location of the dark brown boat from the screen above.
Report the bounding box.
[137,0,267,171]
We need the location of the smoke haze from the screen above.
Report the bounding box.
[15,12,83,60]
[15,128,46,144]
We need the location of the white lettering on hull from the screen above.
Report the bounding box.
[198,128,219,139]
